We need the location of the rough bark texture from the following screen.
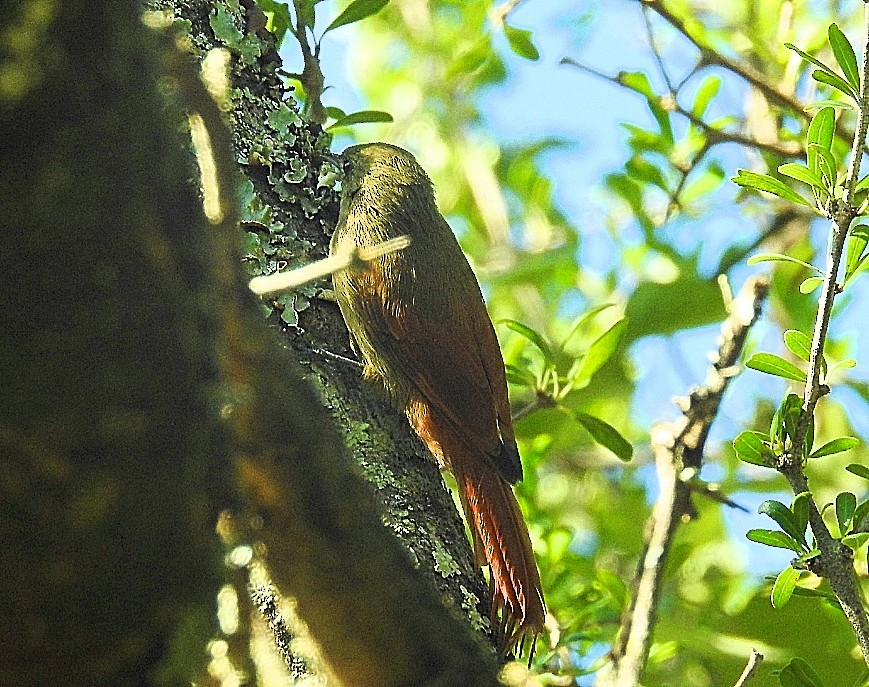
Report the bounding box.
[148,0,491,634]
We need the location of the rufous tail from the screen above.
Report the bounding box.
[450,448,546,655]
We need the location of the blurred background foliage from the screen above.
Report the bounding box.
[263,0,869,684]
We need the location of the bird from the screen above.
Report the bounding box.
[329,141,545,654]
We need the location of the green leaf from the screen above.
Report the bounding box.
[747,252,821,272]
[746,353,807,382]
[807,143,838,186]
[778,162,827,190]
[804,99,856,111]
[792,492,811,541]
[498,319,554,362]
[504,24,540,61]
[846,463,869,480]
[771,565,801,608]
[504,363,537,388]
[574,412,633,461]
[558,303,615,353]
[799,276,824,294]
[732,170,813,207]
[691,74,721,117]
[807,107,835,176]
[786,43,840,81]
[323,0,389,34]
[778,657,826,687]
[846,225,869,276]
[732,431,775,467]
[747,529,804,552]
[771,393,803,447]
[759,500,807,547]
[836,491,857,535]
[829,24,860,90]
[325,109,394,130]
[573,318,627,386]
[809,436,859,458]
[813,69,858,100]
[783,330,812,362]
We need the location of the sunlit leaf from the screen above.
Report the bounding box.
[813,69,858,100]
[573,318,627,386]
[732,431,774,467]
[323,0,389,34]
[800,276,824,294]
[806,107,835,176]
[747,529,804,552]
[783,330,812,362]
[575,412,633,461]
[792,492,811,541]
[498,319,554,362]
[842,532,869,550]
[846,225,869,276]
[836,491,857,535]
[326,109,393,130]
[732,170,813,207]
[746,353,807,382]
[809,436,859,458]
[829,23,860,90]
[691,74,721,117]
[748,252,821,272]
[558,303,616,353]
[771,565,801,608]
[504,25,540,61]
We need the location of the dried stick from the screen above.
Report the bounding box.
[732,649,764,687]
[596,276,769,687]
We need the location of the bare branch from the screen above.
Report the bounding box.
[596,276,769,687]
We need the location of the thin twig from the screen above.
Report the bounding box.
[560,58,802,159]
[289,0,326,124]
[596,276,769,687]
[781,3,869,667]
[732,649,764,687]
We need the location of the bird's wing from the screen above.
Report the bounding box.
[345,253,522,483]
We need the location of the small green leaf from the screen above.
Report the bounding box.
[799,276,824,294]
[836,491,857,535]
[846,225,869,276]
[691,74,721,117]
[792,492,811,541]
[558,303,615,353]
[573,318,627,386]
[258,0,294,44]
[323,0,389,34]
[747,252,821,272]
[747,529,804,552]
[813,69,858,100]
[807,107,835,176]
[787,43,840,81]
[504,24,540,61]
[807,143,838,186]
[759,500,807,547]
[498,319,554,362]
[771,393,803,447]
[778,657,826,687]
[809,436,859,458]
[783,330,812,362]
[732,170,813,207]
[778,162,826,190]
[746,353,807,382]
[326,109,394,130]
[829,24,860,90]
[574,412,633,461]
[504,363,537,388]
[846,463,869,480]
[804,99,856,111]
[732,431,775,467]
[771,565,801,608]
